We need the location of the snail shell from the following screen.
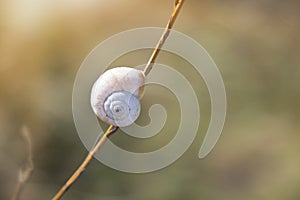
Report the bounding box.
[90,67,145,127]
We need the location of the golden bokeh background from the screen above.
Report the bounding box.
[1,0,300,199]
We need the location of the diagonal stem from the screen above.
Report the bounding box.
[52,0,186,199]
[143,0,186,76]
[52,125,118,200]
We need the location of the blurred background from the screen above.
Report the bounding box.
[1,0,300,199]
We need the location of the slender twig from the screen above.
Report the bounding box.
[143,0,185,76]
[52,125,117,200]
[12,126,34,200]
[52,0,185,199]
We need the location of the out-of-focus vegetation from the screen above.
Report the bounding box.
[1,0,300,199]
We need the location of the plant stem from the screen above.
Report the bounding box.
[143,0,186,76]
[52,125,118,200]
[52,0,186,199]
[12,126,34,200]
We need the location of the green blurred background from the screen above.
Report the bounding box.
[1,0,300,199]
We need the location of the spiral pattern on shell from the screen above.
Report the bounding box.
[90,67,145,127]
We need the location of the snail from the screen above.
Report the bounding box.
[90,67,145,127]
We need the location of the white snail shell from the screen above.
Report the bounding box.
[90,67,145,127]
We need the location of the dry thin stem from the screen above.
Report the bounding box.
[52,125,118,200]
[53,0,185,199]
[143,0,186,76]
[12,126,34,200]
